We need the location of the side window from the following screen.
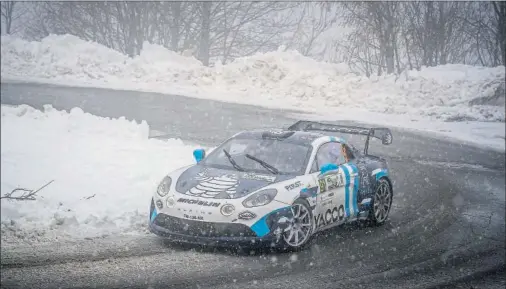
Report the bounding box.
[312,142,347,172]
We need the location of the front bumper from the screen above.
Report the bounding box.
[149,218,278,248]
[148,199,290,248]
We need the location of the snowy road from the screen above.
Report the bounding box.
[1,82,505,289]
[1,82,300,146]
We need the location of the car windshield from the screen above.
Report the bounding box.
[202,136,311,175]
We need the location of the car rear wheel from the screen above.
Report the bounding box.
[280,198,315,251]
[368,178,393,225]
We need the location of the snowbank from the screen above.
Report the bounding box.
[1,34,504,123]
[289,110,505,152]
[0,104,204,244]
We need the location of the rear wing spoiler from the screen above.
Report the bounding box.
[287,120,393,155]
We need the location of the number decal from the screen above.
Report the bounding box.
[318,179,326,193]
[325,173,344,190]
[318,171,345,193]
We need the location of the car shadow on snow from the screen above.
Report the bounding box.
[156,220,394,258]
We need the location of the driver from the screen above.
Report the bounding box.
[328,144,348,165]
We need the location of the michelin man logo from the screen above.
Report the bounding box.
[187,171,239,198]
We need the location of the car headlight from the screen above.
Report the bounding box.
[157,176,172,197]
[242,189,277,208]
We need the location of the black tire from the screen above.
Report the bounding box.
[367,178,393,226]
[278,198,316,252]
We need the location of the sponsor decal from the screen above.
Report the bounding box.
[187,172,239,198]
[326,173,345,190]
[268,130,285,135]
[318,179,326,193]
[314,204,345,229]
[361,198,372,204]
[285,181,301,191]
[321,199,333,207]
[220,203,235,216]
[177,198,221,207]
[318,172,345,193]
[183,214,204,221]
[359,168,369,192]
[242,172,276,183]
[238,211,257,220]
[299,135,316,140]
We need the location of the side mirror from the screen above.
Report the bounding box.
[193,148,206,163]
[319,163,338,175]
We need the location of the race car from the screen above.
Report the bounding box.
[149,120,394,250]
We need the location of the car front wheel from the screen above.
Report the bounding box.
[280,198,315,251]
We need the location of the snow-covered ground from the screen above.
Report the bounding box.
[1,34,505,126]
[288,110,505,152]
[1,104,207,244]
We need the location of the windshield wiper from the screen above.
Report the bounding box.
[223,149,245,172]
[245,154,280,174]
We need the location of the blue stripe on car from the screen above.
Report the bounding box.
[150,208,158,223]
[250,206,291,237]
[375,169,388,181]
[348,164,359,215]
[342,165,351,218]
[300,187,318,198]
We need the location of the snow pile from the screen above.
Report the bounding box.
[0,34,127,81]
[0,104,203,244]
[1,34,505,122]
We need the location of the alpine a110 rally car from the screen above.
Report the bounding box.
[149,120,394,250]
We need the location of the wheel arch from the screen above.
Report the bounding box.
[378,176,393,196]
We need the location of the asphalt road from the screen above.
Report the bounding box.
[1,82,505,289]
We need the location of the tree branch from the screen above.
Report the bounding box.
[1,180,54,201]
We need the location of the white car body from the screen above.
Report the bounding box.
[149,126,392,248]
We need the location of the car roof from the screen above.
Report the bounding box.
[233,129,333,146]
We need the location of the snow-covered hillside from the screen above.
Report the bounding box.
[1,34,504,123]
[0,104,204,243]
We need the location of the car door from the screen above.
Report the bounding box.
[309,141,359,231]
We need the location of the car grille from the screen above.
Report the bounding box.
[153,213,257,238]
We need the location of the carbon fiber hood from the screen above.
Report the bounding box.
[175,165,294,199]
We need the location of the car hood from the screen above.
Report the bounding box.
[174,165,295,199]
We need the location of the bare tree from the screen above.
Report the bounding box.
[339,2,401,75]
[1,1,26,35]
[492,1,506,65]
[198,1,211,65]
[0,180,54,201]
[23,2,202,56]
[209,2,300,64]
[0,1,15,34]
[12,1,503,73]
[170,1,181,51]
[404,2,469,68]
[337,1,499,74]
[284,3,339,58]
